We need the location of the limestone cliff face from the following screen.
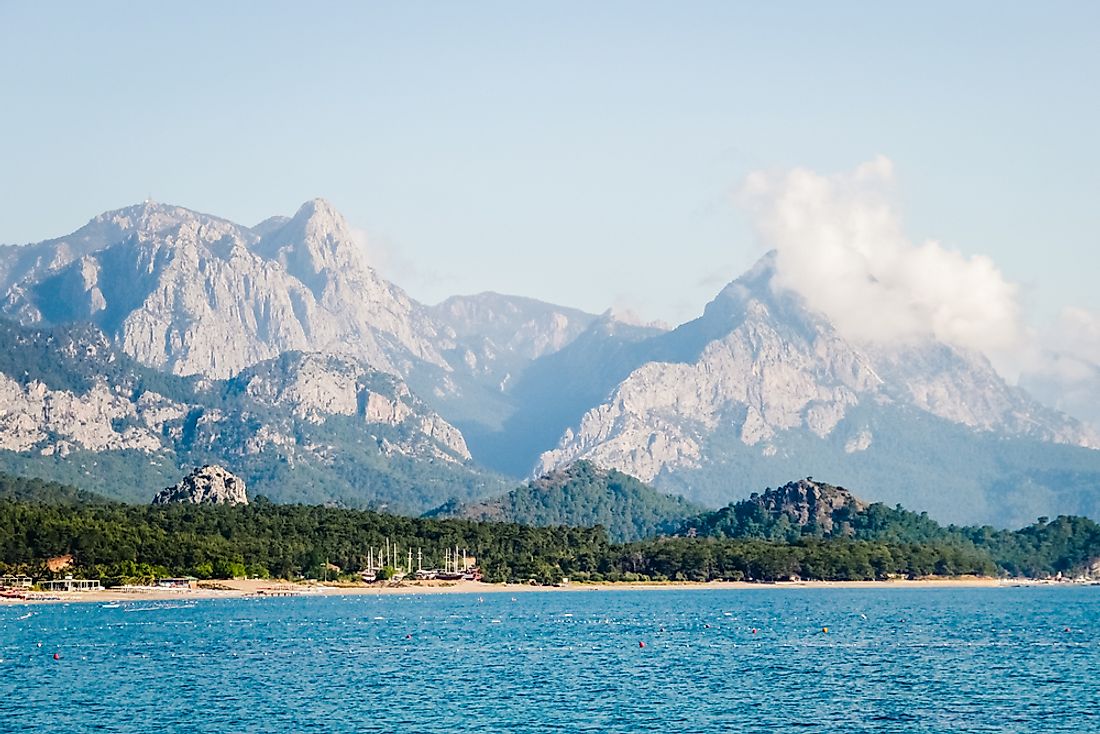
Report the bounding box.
[0,374,169,455]
[538,255,1096,482]
[0,321,472,488]
[1,200,448,380]
[867,342,1096,448]
[151,465,248,506]
[537,258,882,480]
[230,352,470,463]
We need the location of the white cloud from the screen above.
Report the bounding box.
[739,156,1024,355]
[1019,306,1100,428]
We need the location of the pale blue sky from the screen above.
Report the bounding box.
[1,2,1097,325]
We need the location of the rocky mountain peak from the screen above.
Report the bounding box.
[256,198,363,290]
[151,465,249,506]
[292,197,348,231]
[91,201,245,246]
[751,478,866,533]
[701,251,823,338]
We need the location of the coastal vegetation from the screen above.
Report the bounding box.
[0,473,1097,585]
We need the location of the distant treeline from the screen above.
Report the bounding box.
[0,473,1097,584]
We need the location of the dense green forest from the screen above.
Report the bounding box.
[1,473,1097,585]
[0,473,115,506]
[683,479,1100,578]
[0,496,1004,584]
[427,460,704,542]
[0,497,604,585]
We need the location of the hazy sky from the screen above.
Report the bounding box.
[1,2,1098,327]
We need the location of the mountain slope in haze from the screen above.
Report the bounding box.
[412,292,604,458]
[455,312,667,477]
[427,460,703,542]
[0,319,503,511]
[537,254,1100,527]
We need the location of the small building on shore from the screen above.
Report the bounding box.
[156,576,198,589]
[41,575,103,592]
[0,575,33,589]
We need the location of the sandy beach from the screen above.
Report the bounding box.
[1,575,1066,606]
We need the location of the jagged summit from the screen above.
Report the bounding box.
[260,198,355,252]
[152,465,249,506]
[253,197,366,298]
[750,478,867,534]
[707,250,779,309]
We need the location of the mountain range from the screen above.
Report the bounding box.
[2,198,1100,526]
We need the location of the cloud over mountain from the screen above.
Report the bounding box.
[740,156,1023,356]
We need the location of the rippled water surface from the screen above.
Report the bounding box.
[2,587,1098,733]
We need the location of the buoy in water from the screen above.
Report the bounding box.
[752,628,758,634]
[638,641,645,648]
[405,634,412,639]
[822,627,829,634]
[704,624,711,629]
[52,653,60,660]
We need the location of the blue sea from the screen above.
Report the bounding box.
[2,587,1097,733]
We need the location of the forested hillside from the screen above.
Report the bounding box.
[682,478,1100,577]
[427,461,703,542]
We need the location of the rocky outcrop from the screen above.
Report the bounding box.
[152,465,248,505]
[0,373,165,454]
[750,478,866,534]
[230,352,470,463]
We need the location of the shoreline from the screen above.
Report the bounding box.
[3,576,1089,606]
